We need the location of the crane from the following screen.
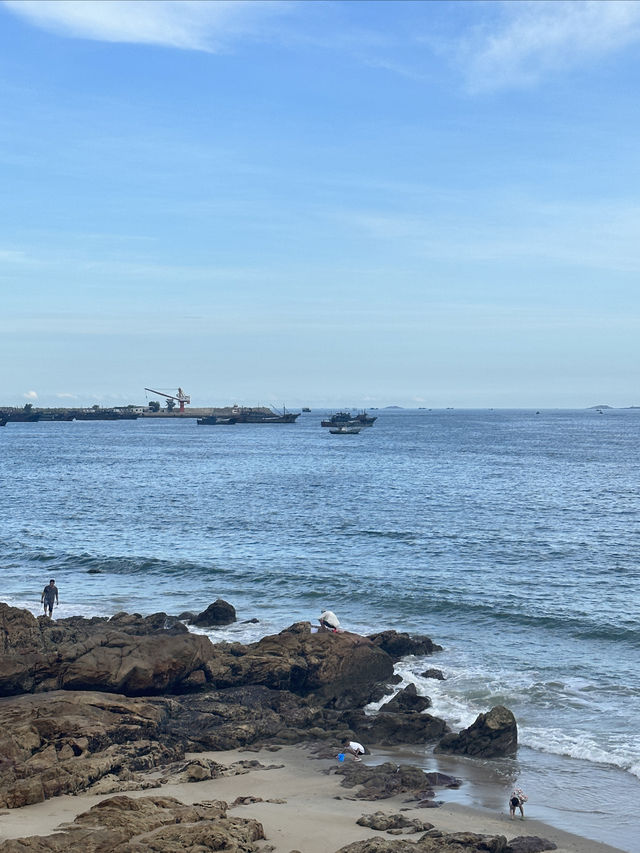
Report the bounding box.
[144,387,191,413]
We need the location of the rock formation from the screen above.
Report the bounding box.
[435,706,517,757]
[0,794,265,851]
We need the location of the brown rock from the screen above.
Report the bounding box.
[506,838,557,853]
[344,709,448,745]
[379,684,431,713]
[190,598,237,627]
[367,631,443,661]
[0,794,265,851]
[435,706,517,758]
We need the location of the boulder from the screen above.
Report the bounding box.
[379,683,431,713]
[356,811,434,833]
[506,838,557,853]
[191,598,237,627]
[367,631,443,661]
[435,706,517,758]
[216,625,395,708]
[421,669,445,680]
[344,709,448,745]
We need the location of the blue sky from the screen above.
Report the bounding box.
[1,0,639,409]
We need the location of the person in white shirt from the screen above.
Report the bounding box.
[344,739,365,761]
[319,610,341,632]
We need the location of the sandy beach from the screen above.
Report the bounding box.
[0,745,625,852]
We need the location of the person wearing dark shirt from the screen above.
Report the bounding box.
[41,579,59,617]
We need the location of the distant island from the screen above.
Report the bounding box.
[587,405,613,409]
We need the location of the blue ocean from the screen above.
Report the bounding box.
[1,409,638,850]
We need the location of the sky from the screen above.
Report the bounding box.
[1,0,639,409]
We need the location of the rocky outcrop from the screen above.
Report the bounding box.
[344,708,448,745]
[0,604,212,697]
[336,762,451,802]
[337,832,509,852]
[209,623,395,708]
[356,811,434,834]
[190,598,237,627]
[379,683,431,713]
[506,839,557,853]
[435,706,517,757]
[0,601,456,813]
[0,691,179,808]
[0,794,265,851]
[367,631,443,660]
[0,606,395,707]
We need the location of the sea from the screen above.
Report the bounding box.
[1,408,638,850]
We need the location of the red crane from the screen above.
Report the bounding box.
[144,387,191,413]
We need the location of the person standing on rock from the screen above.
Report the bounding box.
[41,579,59,617]
[319,610,341,632]
[509,786,527,819]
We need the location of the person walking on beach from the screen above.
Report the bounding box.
[509,787,527,819]
[319,610,341,632]
[343,739,365,761]
[41,579,59,617]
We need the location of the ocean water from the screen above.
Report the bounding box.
[1,409,638,850]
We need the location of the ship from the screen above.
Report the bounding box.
[197,416,237,426]
[321,410,376,428]
[72,410,139,420]
[230,406,300,424]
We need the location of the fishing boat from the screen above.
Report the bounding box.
[197,416,237,425]
[321,410,376,427]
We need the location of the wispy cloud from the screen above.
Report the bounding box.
[344,197,640,273]
[459,0,640,92]
[2,0,291,52]
[23,390,38,399]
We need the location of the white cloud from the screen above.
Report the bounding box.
[344,197,640,273]
[23,390,38,399]
[2,0,290,52]
[460,0,640,92]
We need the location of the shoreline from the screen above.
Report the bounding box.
[0,745,626,852]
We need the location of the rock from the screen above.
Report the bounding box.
[435,706,517,758]
[216,625,395,708]
[336,762,438,801]
[0,603,212,697]
[336,831,508,852]
[0,794,265,851]
[0,690,180,808]
[506,837,557,853]
[421,669,445,680]
[344,709,448,745]
[356,811,434,833]
[191,598,237,627]
[367,631,443,661]
[379,684,431,713]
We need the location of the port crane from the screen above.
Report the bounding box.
[144,387,191,413]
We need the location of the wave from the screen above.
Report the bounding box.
[521,727,640,780]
